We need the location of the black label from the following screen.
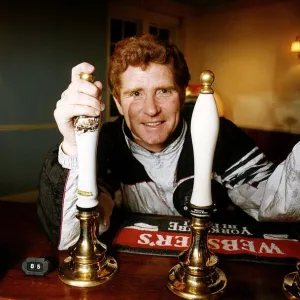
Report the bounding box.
[189,204,213,218]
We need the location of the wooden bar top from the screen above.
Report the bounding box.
[0,201,295,299]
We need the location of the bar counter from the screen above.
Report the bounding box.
[0,201,294,300]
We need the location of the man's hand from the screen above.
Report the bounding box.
[54,62,105,156]
[98,192,115,234]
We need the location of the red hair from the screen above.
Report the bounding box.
[108,34,190,100]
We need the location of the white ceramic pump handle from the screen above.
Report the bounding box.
[190,70,219,208]
[75,72,101,209]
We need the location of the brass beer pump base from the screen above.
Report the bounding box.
[58,206,118,287]
[167,265,226,300]
[282,261,300,299]
[282,272,300,299]
[58,255,118,287]
[167,214,227,299]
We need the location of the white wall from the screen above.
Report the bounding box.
[185,0,300,133]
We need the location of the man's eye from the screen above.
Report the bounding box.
[130,91,142,97]
[157,89,172,96]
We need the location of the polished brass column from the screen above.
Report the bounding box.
[167,212,227,299]
[283,261,300,299]
[58,207,118,287]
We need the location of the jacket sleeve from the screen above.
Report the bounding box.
[37,143,117,250]
[37,144,69,246]
[37,122,122,250]
[214,118,300,222]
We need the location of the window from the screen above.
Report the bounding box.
[149,25,171,43]
[110,19,139,55]
[109,19,140,117]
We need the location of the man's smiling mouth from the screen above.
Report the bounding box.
[143,122,163,127]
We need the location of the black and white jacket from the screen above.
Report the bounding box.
[37,116,300,250]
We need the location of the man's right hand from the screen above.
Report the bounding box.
[54,62,105,156]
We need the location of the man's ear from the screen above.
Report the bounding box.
[180,98,186,109]
[180,89,186,109]
[113,97,124,115]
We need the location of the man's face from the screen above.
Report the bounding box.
[114,63,183,152]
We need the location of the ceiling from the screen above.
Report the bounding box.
[175,0,241,9]
[174,0,281,11]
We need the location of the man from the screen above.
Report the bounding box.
[38,34,300,250]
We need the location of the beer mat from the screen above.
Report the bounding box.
[113,214,300,265]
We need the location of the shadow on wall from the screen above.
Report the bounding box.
[231,63,300,134]
[273,64,300,133]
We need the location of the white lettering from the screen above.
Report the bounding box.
[208,238,220,250]
[259,242,285,254]
[240,240,256,253]
[178,221,190,232]
[168,222,178,231]
[222,224,237,229]
[240,227,253,236]
[174,236,190,248]
[221,239,239,251]
[137,233,152,245]
[210,227,220,234]
[156,234,173,246]
[221,229,231,234]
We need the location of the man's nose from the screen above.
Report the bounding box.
[143,96,161,116]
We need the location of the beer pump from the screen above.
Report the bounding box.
[167,71,227,299]
[58,72,118,287]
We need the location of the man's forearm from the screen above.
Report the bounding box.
[227,143,300,222]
